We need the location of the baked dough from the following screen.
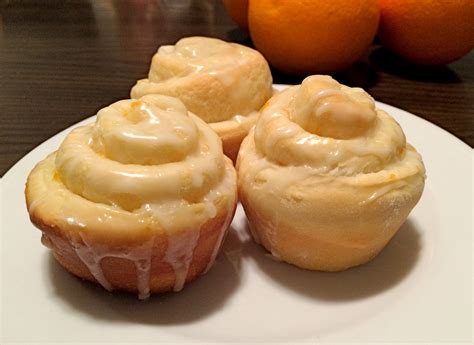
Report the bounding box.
[131,36,273,162]
[26,95,238,298]
[237,75,425,271]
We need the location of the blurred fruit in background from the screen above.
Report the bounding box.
[222,0,473,74]
[246,0,380,75]
[222,0,249,31]
[378,0,474,65]
[222,0,380,74]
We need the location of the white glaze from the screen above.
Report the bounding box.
[72,233,155,299]
[130,36,273,124]
[360,180,408,206]
[253,77,407,175]
[55,95,225,211]
[90,97,199,165]
[27,94,237,299]
[150,36,250,90]
[164,229,200,292]
[202,197,234,274]
[72,238,114,292]
[238,76,426,262]
[238,75,425,224]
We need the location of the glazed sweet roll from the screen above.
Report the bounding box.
[26,95,238,298]
[237,75,425,271]
[131,36,273,162]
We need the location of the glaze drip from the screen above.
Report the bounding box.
[27,93,237,299]
[164,229,200,292]
[72,239,113,292]
[71,234,155,299]
[203,196,236,274]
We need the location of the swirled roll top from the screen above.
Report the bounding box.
[290,75,377,139]
[238,76,426,272]
[131,36,273,124]
[90,96,198,165]
[149,36,248,82]
[254,75,419,177]
[55,95,227,212]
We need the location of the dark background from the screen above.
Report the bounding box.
[1,0,472,176]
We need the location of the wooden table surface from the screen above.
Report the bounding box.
[1,0,473,176]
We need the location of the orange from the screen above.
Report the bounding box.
[248,0,380,74]
[222,0,249,31]
[378,0,474,65]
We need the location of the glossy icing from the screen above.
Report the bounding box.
[55,96,226,212]
[239,76,426,251]
[235,76,428,271]
[28,94,237,298]
[252,76,420,178]
[163,229,200,292]
[131,36,273,124]
[149,36,250,85]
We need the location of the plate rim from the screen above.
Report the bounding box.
[1,84,472,342]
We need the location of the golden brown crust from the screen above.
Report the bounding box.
[25,95,239,296]
[30,196,236,294]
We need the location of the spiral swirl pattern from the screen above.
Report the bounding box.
[130,36,273,124]
[30,94,236,236]
[238,75,426,270]
[26,94,237,297]
[250,75,422,179]
[56,95,227,212]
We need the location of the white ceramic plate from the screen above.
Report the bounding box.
[1,85,472,344]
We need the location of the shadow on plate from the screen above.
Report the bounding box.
[228,219,421,301]
[47,227,241,325]
[48,219,421,322]
[370,47,462,83]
